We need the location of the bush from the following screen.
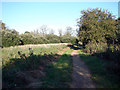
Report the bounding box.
[85,41,107,54]
[2,29,20,47]
[84,41,120,75]
[60,36,76,44]
[45,34,61,43]
[1,21,77,47]
[2,29,77,47]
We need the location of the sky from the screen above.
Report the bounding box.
[1,1,119,35]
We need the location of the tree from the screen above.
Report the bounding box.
[49,29,54,35]
[24,31,30,34]
[58,29,62,36]
[78,8,117,47]
[116,17,120,44]
[0,21,6,30]
[32,29,39,35]
[2,29,20,47]
[65,26,73,36]
[40,25,48,36]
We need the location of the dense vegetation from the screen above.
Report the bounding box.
[0,22,76,47]
[77,8,120,75]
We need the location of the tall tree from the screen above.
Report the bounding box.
[78,8,117,46]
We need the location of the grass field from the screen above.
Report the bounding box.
[2,44,67,88]
[2,44,67,66]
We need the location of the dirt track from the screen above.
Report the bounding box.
[70,50,96,88]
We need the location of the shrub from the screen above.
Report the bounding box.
[85,41,107,54]
[1,23,77,47]
[60,36,76,44]
[2,29,20,47]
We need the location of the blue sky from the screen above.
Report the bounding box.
[2,2,118,35]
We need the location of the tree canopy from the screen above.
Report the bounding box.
[78,8,117,46]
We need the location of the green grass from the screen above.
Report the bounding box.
[42,48,73,88]
[2,45,67,88]
[78,49,120,88]
[2,45,67,66]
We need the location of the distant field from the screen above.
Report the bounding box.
[3,43,69,49]
[2,43,68,66]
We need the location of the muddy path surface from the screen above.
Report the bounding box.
[70,50,96,88]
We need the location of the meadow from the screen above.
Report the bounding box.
[2,44,68,88]
[2,43,68,66]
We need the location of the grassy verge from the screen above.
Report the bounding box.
[42,48,73,88]
[78,49,120,88]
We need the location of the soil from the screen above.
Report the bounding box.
[70,50,96,88]
[57,47,70,55]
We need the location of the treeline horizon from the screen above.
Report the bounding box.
[0,22,77,47]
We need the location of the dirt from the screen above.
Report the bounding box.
[57,47,70,55]
[70,50,96,88]
[15,70,45,88]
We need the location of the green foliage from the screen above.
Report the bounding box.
[78,8,117,46]
[1,21,77,47]
[60,35,76,44]
[45,34,61,43]
[116,17,120,44]
[77,8,119,58]
[85,41,107,54]
[2,29,20,47]
[77,8,120,78]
